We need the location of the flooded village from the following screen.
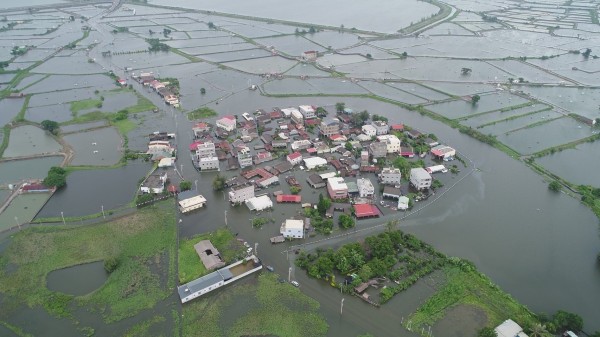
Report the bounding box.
[0,0,600,336]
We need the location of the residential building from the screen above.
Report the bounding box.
[291,109,304,125]
[382,186,401,199]
[495,319,529,337]
[253,151,273,165]
[380,167,402,185]
[299,105,316,119]
[192,122,210,137]
[178,191,207,213]
[147,141,174,155]
[307,173,326,188]
[406,129,422,139]
[245,195,273,211]
[357,178,375,198]
[196,141,216,159]
[229,183,255,204]
[431,144,456,160]
[199,156,219,171]
[391,124,404,132]
[362,124,376,137]
[327,177,348,200]
[354,203,380,218]
[287,152,303,166]
[291,139,312,151]
[301,50,318,61]
[372,121,389,135]
[346,181,359,197]
[216,115,236,132]
[140,171,167,194]
[409,168,432,190]
[357,133,371,142]
[397,196,409,210]
[369,142,387,158]
[272,139,287,148]
[303,157,328,170]
[360,151,369,166]
[238,148,253,168]
[276,195,301,203]
[320,118,340,137]
[280,219,304,239]
[377,134,401,153]
[281,107,300,118]
[330,134,347,144]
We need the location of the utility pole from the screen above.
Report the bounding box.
[224,210,228,228]
[61,211,66,225]
[101,205,105,219]
[194,180,198,191]
[340,298,344,315]
[14,216,20,230]
[254,242,258,256]
[288,267,292,282]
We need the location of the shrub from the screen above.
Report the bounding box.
[104,257,119,273]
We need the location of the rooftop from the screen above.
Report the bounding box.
[354,204,380,218]
[177,268,233,299]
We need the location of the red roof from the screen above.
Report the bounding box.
[168,185,177,193]
[330,134,345,140]
[189,141,202,151]
[307,148,317,153]
[194,122,209,128]
[277,195,301,203]
[287,152,302,160]
[305,119,320,125]
[391,124,404,131]
[223,115,235,121]
[22,183,49,191]
[353,204,380,218]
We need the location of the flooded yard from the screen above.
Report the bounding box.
[63,127,123,166]
[0,156,63,184]
[536,141,600,187]
[46,261,108,296]
[0,193,51,231]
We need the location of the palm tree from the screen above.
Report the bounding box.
[529,323,547,337]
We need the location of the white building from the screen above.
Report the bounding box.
[495,319,529,337]
[291,109,304,125]
[409,167,432,190]
[229,184,255,204]
[377,134,401,153]
[397,196,409,210]
[216,115,236,132]
[287,152,303,166]
[372,121,389,135]
[380,167,401,185]
[280,219,304,239]
[238,149,253,168]
[327,177,348,200]
[196,141,216,159]
[245,195,273,211]
[291,139,312,151]
[281,107,300,118]
[178,192,207,213]
[303,157,328,170]
[299,105,316,119]
[431,144,456,160]
[362,124,376,137]
[140,171,167,194]
[199,156,219,171]
[357,178,375,198]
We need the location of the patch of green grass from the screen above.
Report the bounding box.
[178,228,244,284]
[14,95,30,122]
[127,92,156,114]
[123,315,166,337]
[0,204,176,323]
[0,125,10,158]
[182,273,328,337]
[0,321,33,337]
[113,118,137,136]
[70,98,102,114]
[187,107,217,120]
[407,264,538,333]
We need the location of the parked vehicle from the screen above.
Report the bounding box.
[291,281,299,287]
[266,265,274,272]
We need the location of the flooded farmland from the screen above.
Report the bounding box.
[3,125,62,158]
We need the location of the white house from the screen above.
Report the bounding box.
[287,152,303,166]
[303,157,328,170]
[362,124,376,137]
[397,196,409,210]
[178,191,207,213]
[291,139,312,151]
[372,121,389,135]
[238,149,253,168]
[280,219,304,239]
[299,105,316,119]
[229,184,255,204]
[291,109,304,125]
[196,141,216,159]
[140,171,167,194]
[281,107,300,118]
[380,167,401,185]
[199,156,219,171]
[409,167,432,190]
[245,195,273,211]
[216,115,236,132]
[377,134,401,153]
[431,144,456,160]
[357,178,375,198]
[495,319,529,337]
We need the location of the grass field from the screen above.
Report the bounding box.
[182,273,328,337]
[70,98,102,114]
[186,107,217,120]
[178,229,245,284]
[0,203,176,323]
[407,262,538,334]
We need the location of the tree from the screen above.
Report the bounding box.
[338,214,355,229]
[402,51,408,57]
[528,323,548,337]
[200,87,206,94]
[366,53,372,59]
[385,219,399,232]
[104,257,119,273]
[317,193,331,215]
[41,120,60,135]
[207,22,215,29]
[548,180,561,192]
[308,26,316,34]
[315,106,327,117]
[471,94,481,105]
[179,180,192,191]
[335,102,346,113]
[552,310,583,332]
[290,186,301,195]
[508,77,514,83]
[344,142,353,151]
[461,67,472,75]
[478,327,497,337]
[212,174,226,191]
[358,264,372,281]
[43,166,67,188]
[582,48,592,58]
[518,77,525,83]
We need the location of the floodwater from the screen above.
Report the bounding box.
[0,98,25,127]
[0,156,63,184]
[36,161,151,218]
[0,193,51,231]
[63,127,123,166]
[536,141,600,187]
[2,125,62,158]
[46,261,108,296]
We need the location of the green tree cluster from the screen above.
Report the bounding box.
[41,120,60,135]
[43,167,67,188]
[338,214,355,229]
[179,180,192,191]
[212,174,227,191]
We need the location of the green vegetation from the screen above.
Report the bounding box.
[578,185,600,219]
[146,38,169,52]
[0,125,11,158]
[123,316,166,337]
[43,166,67,188]
[548,180,561,192]
[335,102,346,113]
[472,94,481,105]
[338,213,355,229]
[478,327,497,337]
[179,180,192,191]
[70,98,102,114]
[252,216,273,229]
[182,273,328,337]
[0,205,176,322]
[104,256,120,273]
[178,229,244,284]
[290,186,301,194]
[212,174,227,191]
[187,107,217,120]
[40,120,59,135]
